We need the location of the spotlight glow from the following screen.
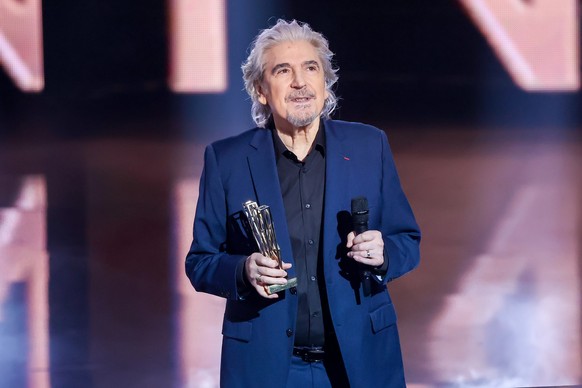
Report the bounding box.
[0,0,44,91]
[459,0,579,91]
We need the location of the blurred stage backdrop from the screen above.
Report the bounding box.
[1,1,581,387]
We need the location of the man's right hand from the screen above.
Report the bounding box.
[245,253,292,299]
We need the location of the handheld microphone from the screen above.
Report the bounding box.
[351,197,369,234]
[351,197,372,296]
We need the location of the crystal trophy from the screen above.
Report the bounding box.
[242,200,297,294]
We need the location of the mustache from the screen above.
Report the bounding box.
[287,90,315,100]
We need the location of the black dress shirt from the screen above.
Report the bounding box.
[272,122,326,347]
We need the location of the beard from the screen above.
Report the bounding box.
[286,109,319,127]
[285,92,320,127]
[282,88,324,127]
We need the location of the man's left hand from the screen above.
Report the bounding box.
[346,230,384,267]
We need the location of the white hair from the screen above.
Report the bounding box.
[241,19,339,127]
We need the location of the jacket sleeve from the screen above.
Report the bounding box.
[185,144,248,300]
[379,130,421,284]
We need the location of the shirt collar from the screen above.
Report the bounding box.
[271,119,326,162]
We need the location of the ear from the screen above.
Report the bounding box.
[256,84,268,105]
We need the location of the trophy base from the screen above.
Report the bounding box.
[266,277,298,294]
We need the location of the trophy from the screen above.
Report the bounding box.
[243,200,297,294]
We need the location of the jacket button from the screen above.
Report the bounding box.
[286,329,293,337]
[290,287,297,295]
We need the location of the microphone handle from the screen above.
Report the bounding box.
[354,222,372,296]
[361,270,372,296]
[354,223,368,235]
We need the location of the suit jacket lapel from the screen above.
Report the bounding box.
[323,120,351,260]
[247,129,295,273]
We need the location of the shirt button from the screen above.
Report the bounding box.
[308,239,314,245]
[286,329,293,337]
[310,275,316,282]
[305,203,311,209]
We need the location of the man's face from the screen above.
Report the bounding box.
[257,40,328,130]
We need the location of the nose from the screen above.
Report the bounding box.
[290,70,306,89]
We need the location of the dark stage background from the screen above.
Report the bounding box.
[2,0,581,139]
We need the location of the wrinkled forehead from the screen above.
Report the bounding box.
[260,39,321,75]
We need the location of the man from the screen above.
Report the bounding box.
[186,19,421,387]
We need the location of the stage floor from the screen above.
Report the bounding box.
[0,126,580,387]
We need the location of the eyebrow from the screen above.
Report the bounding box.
[271,63,290,75]
[270,60,320,75]
[303,60,320,68]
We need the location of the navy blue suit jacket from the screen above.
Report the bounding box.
[186,119,421,387]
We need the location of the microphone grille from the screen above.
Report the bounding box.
[351,196,368,213]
